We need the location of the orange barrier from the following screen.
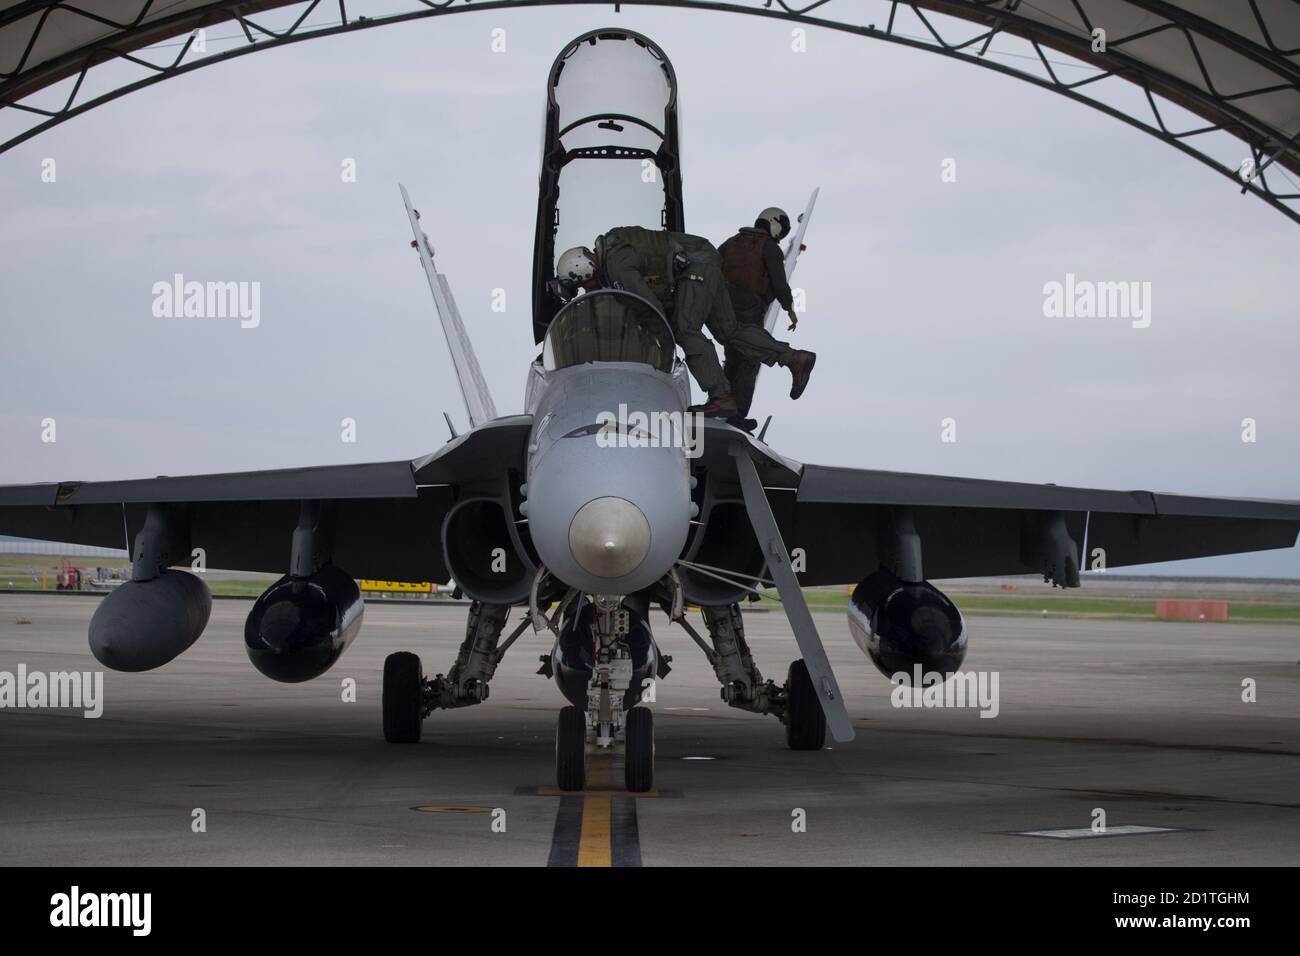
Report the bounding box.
[1156,599,1228,622]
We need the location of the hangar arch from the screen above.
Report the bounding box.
[2,0,1298,223]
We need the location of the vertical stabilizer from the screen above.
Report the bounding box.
[400,183,499,427]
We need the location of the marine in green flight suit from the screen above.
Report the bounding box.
[591,225,814,418]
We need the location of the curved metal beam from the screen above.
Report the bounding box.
[1120,0,1300,85]
[920,0,1300,170]
[1,0,1297,223]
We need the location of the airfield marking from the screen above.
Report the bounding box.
[577,753,614,866]
[545,797,585,867]
[541,752,647,867]
[1010,825,1194,840]
[410,805,493,813]
[578,798,613,865]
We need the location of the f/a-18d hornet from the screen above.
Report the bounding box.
[3,28,1297,793]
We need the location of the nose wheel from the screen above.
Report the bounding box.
[624,707,654,792]
[555,705,588,791]
[554,705,655,793]
[553,598,658,792]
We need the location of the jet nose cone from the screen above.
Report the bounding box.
[569,496,651,579]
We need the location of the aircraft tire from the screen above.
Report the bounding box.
[624,707,654,792]
[556,705,587,791]
[383,651,424,744]
[785,659,827,751]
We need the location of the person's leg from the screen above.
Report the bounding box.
[724,319,791,367]
[723,349,758,415]
[725,299,765,418]
[688,254,786,367]
[702,256,814,401]
[717,288,816,402]
[673,270,731,399]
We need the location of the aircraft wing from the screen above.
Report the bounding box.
[0,417,532,581]
[400,184,499,428]
[780,464,1300,586]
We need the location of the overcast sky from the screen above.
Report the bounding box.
[1,6,1298,576]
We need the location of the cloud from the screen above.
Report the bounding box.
[2,6,1297,575]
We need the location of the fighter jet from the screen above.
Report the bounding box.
[3,28,1297,793]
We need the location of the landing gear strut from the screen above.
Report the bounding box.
[382,601,520,743]
[688,603,827,751]
[700,604,785,717]
[553,595,656,793]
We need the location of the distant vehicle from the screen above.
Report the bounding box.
[87,567,128,591]
[54,562,81,591]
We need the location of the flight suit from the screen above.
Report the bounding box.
[598,226,789,400]
[719,226,795,417]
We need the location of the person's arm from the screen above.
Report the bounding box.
[763,240,798,330]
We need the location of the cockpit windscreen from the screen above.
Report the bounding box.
[542,290,676,374]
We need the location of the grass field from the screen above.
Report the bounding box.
[0,555,441,602]
[0,555,277,599]
[4,553,1300,622]
[786,588,1300,623]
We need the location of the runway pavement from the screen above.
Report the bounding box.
[0,593,1296,866]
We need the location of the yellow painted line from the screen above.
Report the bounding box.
[577,752,614,868]
[588,750,613,788]
[577,794,612,867]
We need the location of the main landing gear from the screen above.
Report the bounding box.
[382,593,817,788]
[382,601,519,744]
[683,603,826,750]
[784,658,827,751]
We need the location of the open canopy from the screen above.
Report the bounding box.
[530,27,685,341]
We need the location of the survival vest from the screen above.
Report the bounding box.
[598,226,677,305]
[720,227,775,304]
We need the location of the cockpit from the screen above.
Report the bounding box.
[542,290,676,375]
[531,28,685,342]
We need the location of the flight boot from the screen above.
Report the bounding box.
[689,394,739,419]
[780,350,817,400]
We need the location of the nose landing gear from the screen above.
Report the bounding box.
[553,598,656,793]
[624,706,655,792]
[555,704,587,791]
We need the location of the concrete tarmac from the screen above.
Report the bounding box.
[0,594,1295,866]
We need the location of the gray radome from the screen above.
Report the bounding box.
[569,496,651,578]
